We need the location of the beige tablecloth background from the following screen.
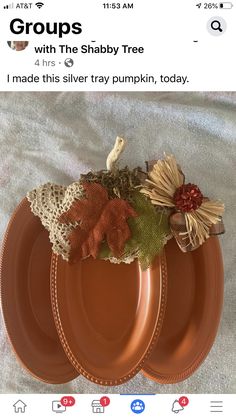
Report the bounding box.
[0,92,235,393]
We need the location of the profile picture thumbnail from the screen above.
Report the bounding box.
[7,41,29,51]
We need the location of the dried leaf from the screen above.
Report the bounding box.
[59,182,137,261]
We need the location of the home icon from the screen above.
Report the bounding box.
[91,400,104,413]
[13,400,27,413]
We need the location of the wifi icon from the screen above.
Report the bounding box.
[35,2,44,8]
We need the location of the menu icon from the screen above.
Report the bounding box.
[210,400,223,413]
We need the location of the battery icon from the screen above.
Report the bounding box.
[219,2,233,8]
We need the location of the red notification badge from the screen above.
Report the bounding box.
[179,396,189,407]
[60,396,76,407]
[100,396,110,407]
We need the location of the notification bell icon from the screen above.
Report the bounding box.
[172,400,184,414]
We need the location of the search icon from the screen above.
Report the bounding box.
[211,20,223,32]
[207,17,226,36]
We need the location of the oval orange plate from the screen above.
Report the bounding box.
[0,198,78,384]
[51,252,167,386]
[142,237,224,383]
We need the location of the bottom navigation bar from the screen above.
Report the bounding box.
[1,394,235,418]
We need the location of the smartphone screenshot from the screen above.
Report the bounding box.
[0,1,235,418]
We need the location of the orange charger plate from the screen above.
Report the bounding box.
[142,237,224,383]
[0,198,78,384]
[50,252,167,386]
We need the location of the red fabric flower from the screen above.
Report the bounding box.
[173,183,203,212]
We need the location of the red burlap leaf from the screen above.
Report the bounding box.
[59,182,138,261]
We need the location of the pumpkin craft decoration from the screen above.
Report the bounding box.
[0,137,225,385]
